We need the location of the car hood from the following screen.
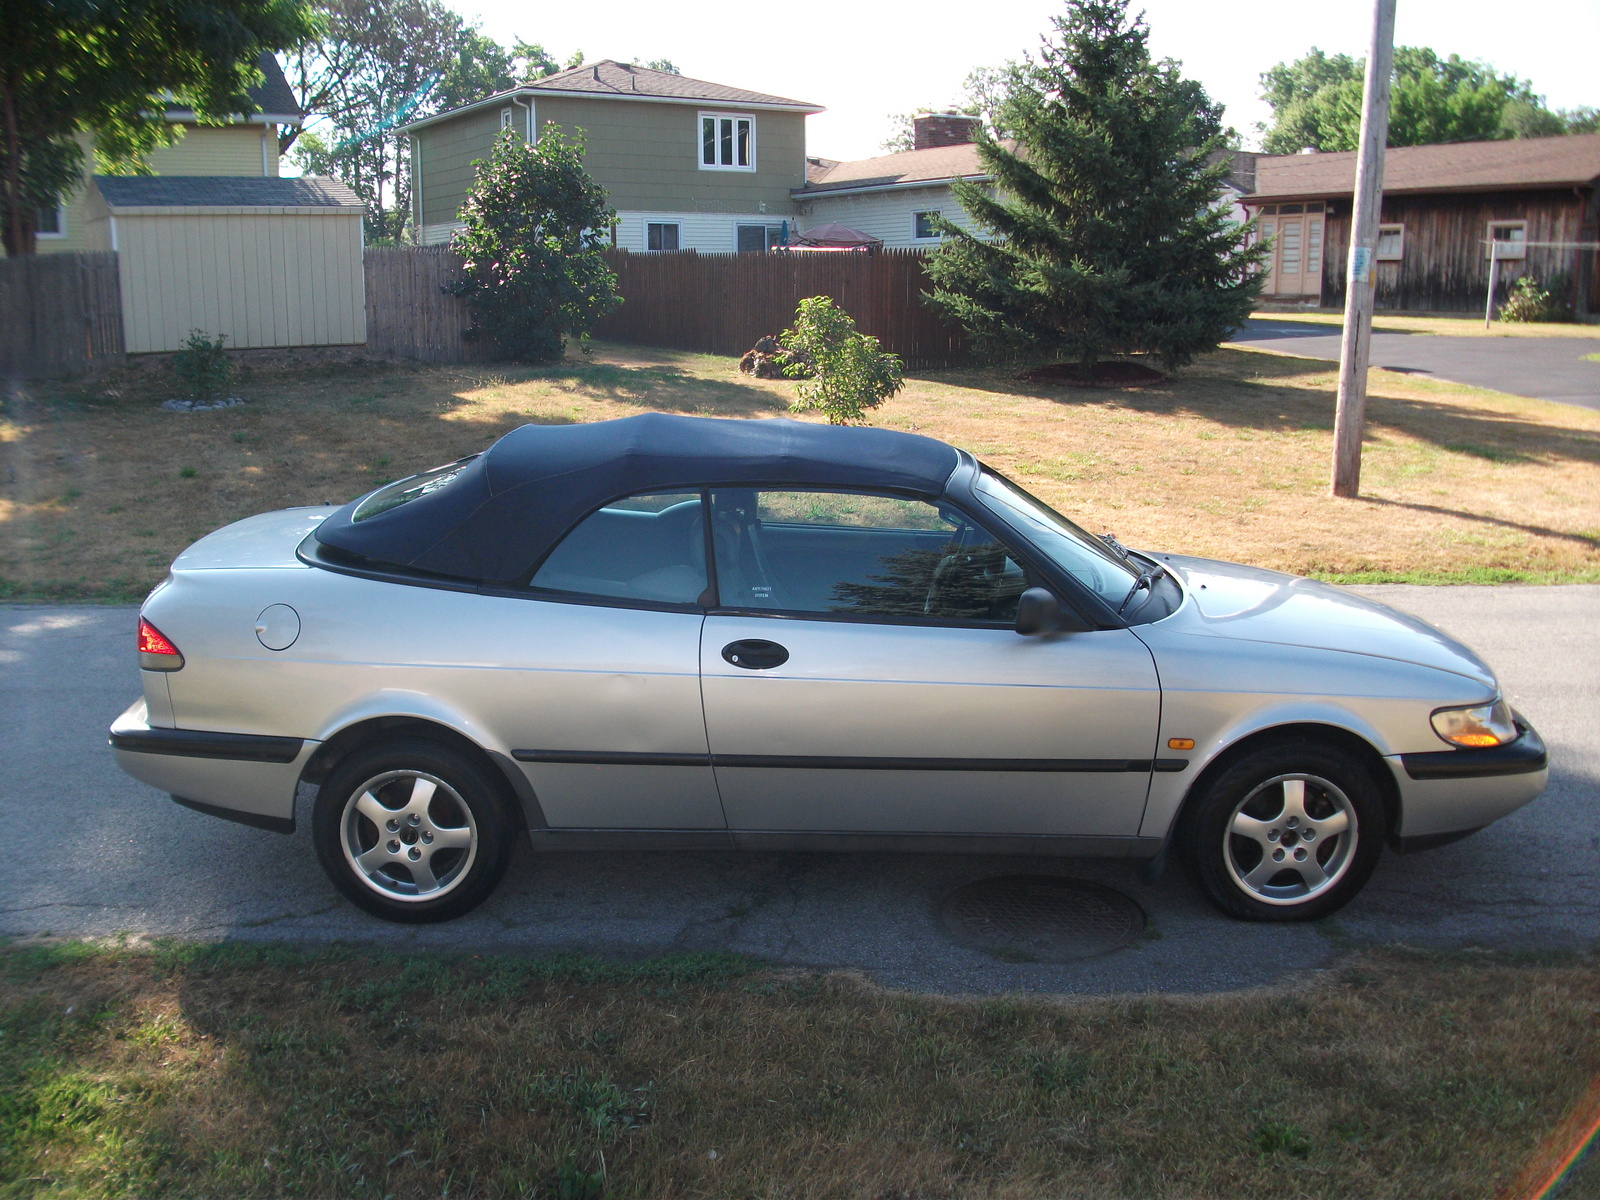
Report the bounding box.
[1145,554,1497,687]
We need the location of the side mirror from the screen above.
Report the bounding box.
[1015,587,1089,636]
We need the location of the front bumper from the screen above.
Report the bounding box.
[1387,712,1549,840]
[109,699,317,834]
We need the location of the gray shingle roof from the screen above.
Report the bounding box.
[247,53,303,118]
[528,60,821,111]
[796,143,995,194]
[161,53,303,120]
[93,175,361,208]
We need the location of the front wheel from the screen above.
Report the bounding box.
[1181,741,1387,922]
[313,738,514,923]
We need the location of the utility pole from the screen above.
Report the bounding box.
[1331,0,1397,498]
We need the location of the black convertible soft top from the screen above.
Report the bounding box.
[314,413,963,583]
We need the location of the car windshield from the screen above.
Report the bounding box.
[972,468,1139,607]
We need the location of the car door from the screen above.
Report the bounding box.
[699,488,1163,841]
[507,491,724,832]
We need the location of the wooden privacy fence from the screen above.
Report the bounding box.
[364,245,495,364]
[0,252,124,380]
[593,248,969,368]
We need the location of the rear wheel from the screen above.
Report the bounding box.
[1181,740,1386,921]
[313,738,513,923]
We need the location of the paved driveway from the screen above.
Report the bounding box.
[6,586,1596,995]
[1228,319,1600,410]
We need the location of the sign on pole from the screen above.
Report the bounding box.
[1331,0,1397,499]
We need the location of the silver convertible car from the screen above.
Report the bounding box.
[110,415,1547,924]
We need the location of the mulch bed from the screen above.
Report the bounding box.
[1023,360,1168,387]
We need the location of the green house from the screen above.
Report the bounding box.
[398,61,822,253]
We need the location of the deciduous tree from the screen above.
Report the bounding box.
[1259,47,1594,153]
[0,0,317,256]
[449,129,620,362]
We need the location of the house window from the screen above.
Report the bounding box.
[1487,220,1527,260]
[646,222,680,251]
[913,211,941,240]
[701,113,754,170]
[1375,224,1405,261]
[501,108,514,130]
[35,203,65,238]
[736,224,784,252]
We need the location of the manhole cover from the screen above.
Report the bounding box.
[939,876,1145,963]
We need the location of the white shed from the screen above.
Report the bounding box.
[84,176,366,353]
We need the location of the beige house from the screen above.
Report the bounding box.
[401,60,822,252]
[22,53,304,257]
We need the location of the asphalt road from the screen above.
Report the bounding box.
[1228,319,1600,410]
[6,586,1597,995]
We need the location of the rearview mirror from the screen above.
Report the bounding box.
[1015,587,1088,636]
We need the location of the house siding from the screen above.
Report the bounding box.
[532,97,806,215]
[414,104,510,229]
[1315,190,1592,312]
[413,96,809,237]
[796,184,988,248]
[144,125,277,176]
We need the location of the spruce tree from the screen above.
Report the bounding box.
[923,0,1265,374]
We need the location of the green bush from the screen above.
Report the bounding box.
[450,128,621,362]
[172,329,231,399]
[1498,274,1573,323]
[778,296,904,425]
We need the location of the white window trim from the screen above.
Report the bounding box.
[1486,219,1527,260]
[36,202,67,239]
[1375,223,1405,261]
[500,107,514,130]
[698,111,756,172]
[646,221,681,252]
[912,210,942,241]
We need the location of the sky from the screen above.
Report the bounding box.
[458,0,1600,161]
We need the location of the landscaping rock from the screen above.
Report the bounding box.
[161,397,245,411]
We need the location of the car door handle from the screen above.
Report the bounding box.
[722,639,789,670]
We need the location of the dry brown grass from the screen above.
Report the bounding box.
[3,342,1598,601]
[3,940,1599,1199]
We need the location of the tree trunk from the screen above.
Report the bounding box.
[1,70,37,257]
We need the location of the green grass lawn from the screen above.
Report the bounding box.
[3,939,1599,1199]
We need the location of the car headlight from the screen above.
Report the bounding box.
[1430,698,1518,748]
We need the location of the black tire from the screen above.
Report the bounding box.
[1179,739,1387,922]
[313,737,514,923]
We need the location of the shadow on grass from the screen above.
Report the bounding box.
[1353,496,1600,548]
[913,349,1600,469]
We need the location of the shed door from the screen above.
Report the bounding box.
[1259,206,1324,301]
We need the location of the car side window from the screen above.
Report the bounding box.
[709,489,1034,623]
[530,492,708,605]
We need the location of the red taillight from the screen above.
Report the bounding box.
[138,617,184,670]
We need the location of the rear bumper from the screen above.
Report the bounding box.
[109,700,316,833]
[1387,714,1549,840]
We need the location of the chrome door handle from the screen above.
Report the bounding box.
[721,639,789,670]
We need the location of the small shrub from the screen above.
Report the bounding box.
[172,329,232,399]
[778,295,904,425]
[1252,1118,1312,1157]
[1499,275,1572,323]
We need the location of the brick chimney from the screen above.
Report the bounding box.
[912,112,980,151]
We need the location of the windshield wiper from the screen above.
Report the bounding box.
[1116,559,1166,616]
[1099,532,1131,562]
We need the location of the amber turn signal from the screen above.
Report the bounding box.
[1167,737,1195,750]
